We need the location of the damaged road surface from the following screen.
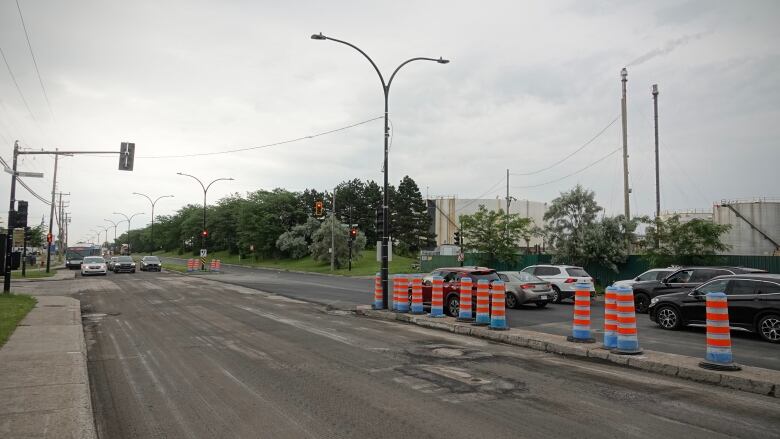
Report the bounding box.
[76,272,780,438]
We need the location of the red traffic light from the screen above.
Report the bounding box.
[314,200,324,217]
[46,233,53,244]
[350,227,357,238]
[202,230,208,238]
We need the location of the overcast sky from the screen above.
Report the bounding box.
[0,0,778,244]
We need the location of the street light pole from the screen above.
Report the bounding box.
[176,172,233,269]
[311,32,449,309]
[112,212,144,254]
[133,193,174,255]
[104,219,118,253]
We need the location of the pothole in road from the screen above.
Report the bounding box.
[406,343,493,360]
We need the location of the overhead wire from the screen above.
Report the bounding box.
[0,155,51,205]
[512,146,622,189]
[137,116,383,159]
[15,0,54,119]
[0,45,37,122]
[510,115,619,176]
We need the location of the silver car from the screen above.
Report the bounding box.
[498,271,553,308]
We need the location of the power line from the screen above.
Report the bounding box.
[0,45,37,122]
[511,115,619,176]
[138,116,384,159]
[512,146,621,189]
[15,0,54,118]
[0,155,51,205]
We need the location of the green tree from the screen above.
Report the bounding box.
[543,185,602,266]
[276,216,322,259]
[26,224,45,248]
[459,205,531,264]
[582,215,643,272]
[644,215,731,266]
[309,215,367,268]
[393,176,434,254]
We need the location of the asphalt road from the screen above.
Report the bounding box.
[162,258,780,370]
[40,271,780,438]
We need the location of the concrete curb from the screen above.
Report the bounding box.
[0,296,97,438]
[160,256,379,279]
[355,307,779,398]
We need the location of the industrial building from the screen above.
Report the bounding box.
[427,197,547,249]
[715,198,780,256]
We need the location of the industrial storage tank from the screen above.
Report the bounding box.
[714,198,780,256]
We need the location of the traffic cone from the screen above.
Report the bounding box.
[457,277,474,322]
[372,273,383,309]
[429,276,445,317]
[567,283,595,343]
[489,280,509,330]
[215,259,221,272]
[473,279,490,326]
[603,286,618,349]
[210,259,216,271]
[612,286,643,355]
[699,292,741,371]
[187,259,194,272]
[410,276,424,314]
[394,275,409,313]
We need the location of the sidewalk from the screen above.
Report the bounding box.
[0,296,96,438]
[356,307,780,398]
[12,268,75,283]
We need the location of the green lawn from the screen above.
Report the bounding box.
[0,294,37,348]
[156,249,421,277]
[11,269,56,279]
[162,263,188,273]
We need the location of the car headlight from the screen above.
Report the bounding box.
[650,297,659,306]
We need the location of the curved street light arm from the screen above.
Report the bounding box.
[387,57,447,91]
[313,34,387,91]
[205,178,234,193]
[177,172,206,193]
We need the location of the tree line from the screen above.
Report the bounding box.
[114,176,434,266]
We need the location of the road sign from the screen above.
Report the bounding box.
[200,249,207,257]
[376,241,392,262]
[12,228,24,245]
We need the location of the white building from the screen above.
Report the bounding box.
[428,197,547,249]
[714,199,780,256]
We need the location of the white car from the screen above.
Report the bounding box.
[80,256,107,276]
[520,265,594,303]
[612,268,676,288]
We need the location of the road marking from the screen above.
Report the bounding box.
[236,305,365,348]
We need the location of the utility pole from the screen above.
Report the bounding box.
[3,141,19,293]
[45,150,58,272]
[652,84,661,248]
[621,68,631,221]
[330,187,336,271]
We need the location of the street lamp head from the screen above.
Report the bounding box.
[437,57,450,64]
[311,32,326,40]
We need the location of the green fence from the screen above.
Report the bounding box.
[420,253,779,286]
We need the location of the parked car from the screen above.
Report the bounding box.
[612,268,676,288]
[497,271,553,308]
[648,274,780,343]
[113,255,136,273]
[80,256,107,276]
[416,267,501,317]
[520,265,595,303]
[107,256,119,271]
[631,266,767,313]
[140,256,161,272]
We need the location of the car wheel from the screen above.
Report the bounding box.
[131,269,136,273]
[550,286,562,303]
[535,302,548,309]
[446,295,460,317]
[634,293,650,314]
[505,292,519,309]
[655,305,681,330]
[757,314,780,343]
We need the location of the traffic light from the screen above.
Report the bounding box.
[314,200,324,217]
[46,233,53,244]
[454,230,461,246]
[16,201,28,228]
[202,230,208,238]
[350,227,357,240]
[119,142,135,171]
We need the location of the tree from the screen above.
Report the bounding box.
[459,205,532,264]
[26,224,45,248]
[309,215,367,268]
[644,215,731,266]
[581,215,643,272]
[543,185,603,266]
[393,176,434,254]
[276,217,322,259]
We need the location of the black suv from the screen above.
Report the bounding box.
[648,274,780,343]
[632,266,767,313]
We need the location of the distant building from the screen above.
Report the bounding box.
[714,198,780,256]
[659,209,713,223]
[427,197,547,249]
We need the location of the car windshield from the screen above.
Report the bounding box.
[566,267,589,277]
[143,256,160,262]
[83,257,104,264]
[508,272,542,283]
[118,256,133,262]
